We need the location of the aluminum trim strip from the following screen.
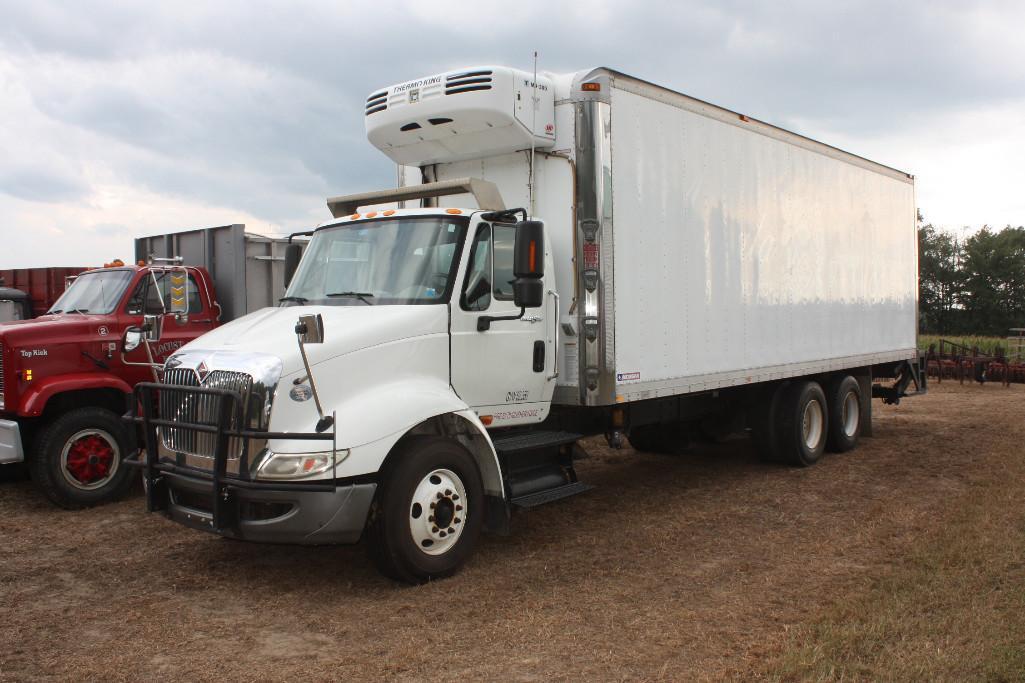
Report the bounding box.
[611,349,918,405]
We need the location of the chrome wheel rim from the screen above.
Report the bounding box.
[802,400,824,450]
[841,390,860,438]
[60,428,120,491]
[409,468,467,556]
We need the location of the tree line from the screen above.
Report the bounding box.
[919,213,1025,336]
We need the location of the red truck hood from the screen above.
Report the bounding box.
[0,313,115,345]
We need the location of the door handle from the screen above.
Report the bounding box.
[546,290,559,381]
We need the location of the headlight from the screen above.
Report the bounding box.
[255,450,348,480]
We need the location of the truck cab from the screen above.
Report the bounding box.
[0,261,220,507]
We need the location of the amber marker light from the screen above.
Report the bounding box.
[445,208,463,214]
[350,213,361,220]
[23,369,33,381]
[581,82,601,91]
[480,415,493,426]
[383,210,396,216]
[366,211,378,218]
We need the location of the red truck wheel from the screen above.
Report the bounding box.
[30,407,135,509]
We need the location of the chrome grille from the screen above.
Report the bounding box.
[160,368,254,461]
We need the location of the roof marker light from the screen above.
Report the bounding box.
[446,208,463,215]
[366,211,378,218]
[383,210,396,216]
[350,213,361,220]
[581,82,601,92]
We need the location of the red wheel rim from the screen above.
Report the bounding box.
[62,431,118,489]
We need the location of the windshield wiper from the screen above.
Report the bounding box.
[66,307,90,314]
[279,296,309,304]
[326,291,374,305]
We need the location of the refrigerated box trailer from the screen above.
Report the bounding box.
[131,65,925,583]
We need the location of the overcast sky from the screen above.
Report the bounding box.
[1,0,1023,267]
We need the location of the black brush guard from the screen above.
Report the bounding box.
[124,382,336,533]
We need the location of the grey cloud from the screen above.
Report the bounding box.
[0,0,1022,239]
[0,164,89,202]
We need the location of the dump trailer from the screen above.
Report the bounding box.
[131,66,924,583]
[0,267,87,320]
[0,225,300,509]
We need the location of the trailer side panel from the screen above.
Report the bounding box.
[608,83,917,402]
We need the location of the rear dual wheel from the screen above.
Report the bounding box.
[753,375,863,466]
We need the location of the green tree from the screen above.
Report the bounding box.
[961,226,1025,335]
[918,213,964,334]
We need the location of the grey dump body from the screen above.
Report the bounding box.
[134,224,303,322]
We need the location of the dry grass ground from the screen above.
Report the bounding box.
[1,381,1023,681]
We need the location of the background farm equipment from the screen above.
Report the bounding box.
[925,331,1025,385]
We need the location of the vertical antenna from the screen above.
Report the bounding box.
[528,50,538,217]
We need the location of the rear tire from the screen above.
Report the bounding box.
[825,375,862,453]
[776,381,828,467]
[366,436,484,584]
[30,407,135,509]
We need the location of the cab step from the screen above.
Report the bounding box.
[511,481,594,509]
[490,430,582,455]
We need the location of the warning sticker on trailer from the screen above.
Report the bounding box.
[617,372,641,382]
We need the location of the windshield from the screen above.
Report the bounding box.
[48,269,134,315]
[284,217,468,306]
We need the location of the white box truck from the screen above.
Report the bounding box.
[128,66,924,583]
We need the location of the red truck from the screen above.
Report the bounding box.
[0,225,297,508]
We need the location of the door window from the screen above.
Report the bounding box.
[493,224,517,300]
[461,225,492,311]
[126,271,204,316]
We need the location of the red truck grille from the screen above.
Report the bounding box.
[160,368,254,461]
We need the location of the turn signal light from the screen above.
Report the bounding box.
[22,369,33,381]
[480,415,493,426]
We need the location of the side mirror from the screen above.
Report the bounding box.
[512,220,545,308]
[284,243,303,288]
[123,327,143,353]
[295,313,324,344]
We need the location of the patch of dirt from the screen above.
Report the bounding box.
[0,381,1018,681]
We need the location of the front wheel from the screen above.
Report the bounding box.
[366,436,484,584]
[30,407,135,509]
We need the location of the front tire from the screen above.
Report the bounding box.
[366,436,484,584]
[30,407,135,509]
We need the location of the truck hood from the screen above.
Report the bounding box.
[0,313,113,345]
[174,304,450,376]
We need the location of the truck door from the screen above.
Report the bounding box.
[119,268,214,382]
[449,221,556,428]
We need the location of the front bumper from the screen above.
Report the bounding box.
[153,466,375,544]
[127,381,373,545]
[0,418,24,464]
